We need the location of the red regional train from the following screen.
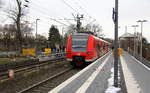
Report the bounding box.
[66,32,110,67]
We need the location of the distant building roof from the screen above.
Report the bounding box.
[120,32,134,38]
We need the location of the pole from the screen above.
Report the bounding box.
[140,22,143,61]
[114,0,119,87]
[132,25,138,55]
[62,27,65,46]
[35,19,40,56]
[134,30,136,55]
[62,27,64,38]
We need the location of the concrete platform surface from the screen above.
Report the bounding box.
[120,52,150,93]
[49,52,114,93]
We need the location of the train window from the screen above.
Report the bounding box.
[72,39,87,46]
[96,44,101,50]
[72,39,88,52]
[71,34,89,52]
[103,45,105,49]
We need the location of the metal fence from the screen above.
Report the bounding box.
[0,52,66,72]
[0,59,39,72]
[0,51,18,58]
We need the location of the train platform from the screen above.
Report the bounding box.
[49,52,119,93]
[48,51,150,93]
[120,52,150,93]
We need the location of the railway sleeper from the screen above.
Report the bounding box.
[32,89,45,93]
[39,87,50,90]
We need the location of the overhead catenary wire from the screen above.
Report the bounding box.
[30,0,88,27]
[28,0,75,26]
[29,5,70,26]
[27,16,64,35]
[60,0,79,13]
[74,0,98,24]
[25,16,52,30]
[8,0,92,31]
[31,0,76,21]
[50,18,68,26]
[30,5,53,19]
[74,0,91,18]
[30,0,57,16]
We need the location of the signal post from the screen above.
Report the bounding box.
[113,0,119,87]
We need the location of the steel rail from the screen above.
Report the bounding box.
[18,68,73,93]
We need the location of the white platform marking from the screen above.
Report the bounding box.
[76,54,111,93]
[130,55,150,71]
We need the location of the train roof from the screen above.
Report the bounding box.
[90,35,111,44]
[77,31,94,35]
[71,32,111,44]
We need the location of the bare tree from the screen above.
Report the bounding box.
[85,24,103,37]
[21,21,33,38]
[20,21,34,48]
[66,24,76,35]
[0,24,17,51]
[36,34,47,50]
[6,0,29,55]
[0,25,3,49]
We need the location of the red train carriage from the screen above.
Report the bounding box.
[66,32,110,67]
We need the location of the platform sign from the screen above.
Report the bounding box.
[44,48,51,54]
[118,48,123,56]
[8,69,14,78]
[22,48,35,56]
[112,48,123,56]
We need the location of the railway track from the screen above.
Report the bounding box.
[0,57,65,80]
[18,68,73,93]
[0,59,73,93]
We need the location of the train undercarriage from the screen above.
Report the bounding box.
[71,56,85,67]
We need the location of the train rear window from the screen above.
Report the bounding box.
[72,39,87,46]
[72,35,89,52]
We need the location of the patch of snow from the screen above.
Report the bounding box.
[105,68,121,93]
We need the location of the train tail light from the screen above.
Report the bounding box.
[67,51,71,54]
[87,50,93,55]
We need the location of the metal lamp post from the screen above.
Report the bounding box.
[36,19,40,40]
[131,25,138,55]
[137,20,147,60]
[62,27,65,49]
[35,19,40,56]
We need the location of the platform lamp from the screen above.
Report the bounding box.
[137,20,147,61]
[131,25,139,55]
[35,18,40,56]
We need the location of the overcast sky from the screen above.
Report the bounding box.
[1,0,150,42]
